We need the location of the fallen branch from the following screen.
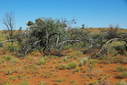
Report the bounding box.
[91,38,127,58]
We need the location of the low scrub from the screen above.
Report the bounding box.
[57,62,77,70]
[38,57,47,65]
[66,62,77,69]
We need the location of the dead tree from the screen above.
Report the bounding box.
[3,12,15,40]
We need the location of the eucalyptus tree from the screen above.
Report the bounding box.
[17,18,77,56]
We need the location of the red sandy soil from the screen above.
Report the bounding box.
[0,48,127,85]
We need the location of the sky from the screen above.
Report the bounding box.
[0,0,127,29]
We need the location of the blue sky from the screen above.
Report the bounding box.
[0,0,127,29]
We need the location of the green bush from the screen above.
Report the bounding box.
[57,62,77,70]
[66,62,77,69]
[4,56,12,61]
[18,18,68,56]
[38,57,46,65]
[108,41,127,56]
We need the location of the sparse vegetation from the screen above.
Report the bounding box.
[79,57,89,66]
[0,11,126,85]
[38,57,47,65]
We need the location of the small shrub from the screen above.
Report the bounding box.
[4,56,12,61]
[3,56,19,63]
[38,57,46,65]
[63,56,68,62]
[79,57,89,66]
[66,62,77,69]
[74,67,82,72]
[86,59,98,73]
[62,56,77,62]
[57,62,77,70]
[109,41,127,56]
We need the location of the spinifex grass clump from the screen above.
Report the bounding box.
[38,57,47,65]
[2,56,19,64]
[79,57,89,66]
[66,62,77,69]
[57,62,77,70]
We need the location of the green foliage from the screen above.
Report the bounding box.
[38,57,46,65]
[3,56,19,63]
[4,56,12,61]
[66,62,77,69]
[69,29,89,47]
[17,18,69,56]
[108,41,127,56]
[57,62,77,70]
